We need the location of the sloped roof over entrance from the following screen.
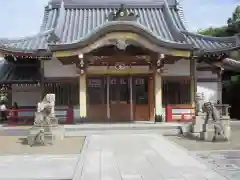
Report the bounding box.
[0,0,239,53]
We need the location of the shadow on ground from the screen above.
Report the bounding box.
[17,137,28,145]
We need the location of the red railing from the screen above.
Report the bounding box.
[166,105,195,122]
[6,107,73,126]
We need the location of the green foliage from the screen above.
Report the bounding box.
[198,6,240,37]
[227,6,240,35]
[197,26,229,37]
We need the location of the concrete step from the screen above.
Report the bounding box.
[64,123,181,136]
[65,129,180,136]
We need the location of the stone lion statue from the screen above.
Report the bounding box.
[34,94,56,126]
[202,102,226,140]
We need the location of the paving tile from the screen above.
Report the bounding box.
[74,133,228,180]
[80,150,101,180]
[193,150,240,180]
[101,150,121,180]
[0,154,79,180]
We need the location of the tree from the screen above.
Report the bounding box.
[197,26,229,37]
[227,6,240,35]
[198,6,240,37]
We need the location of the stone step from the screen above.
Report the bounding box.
[65,129,180,137]
[64,123,181,131]
[63,123,182,137]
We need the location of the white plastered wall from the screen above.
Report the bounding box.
[196,70,220,103]
[43,57,77,78]
[162,59,190,76]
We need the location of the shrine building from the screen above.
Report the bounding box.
[0,0,239,123]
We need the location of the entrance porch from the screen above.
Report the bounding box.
[51,32,196,123]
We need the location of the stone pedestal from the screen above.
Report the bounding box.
[185,114,231,141]
[27,125,64,146]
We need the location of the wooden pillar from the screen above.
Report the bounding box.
[129,76,133,120]
[106,76,110,119]
[148,76,155,121]
[154,73,163,122]
[190,57,197,114]
[217,71,222,104]
[40,60,45,99]
[79,74,87,119]
[78,54,87,121]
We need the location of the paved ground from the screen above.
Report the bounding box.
[192,150,240,180]
[0,123,240,179]
[73,133,227,180]
[0,136,85,155]
[165,123,240,180]
[166,126,240,151]
[0,154,79,180]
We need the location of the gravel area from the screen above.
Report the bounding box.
[0,136,85,155]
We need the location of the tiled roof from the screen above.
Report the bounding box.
[0,0,239,52]
[221,58,240,71]
[0,30,54,53]
[182,31,237,51]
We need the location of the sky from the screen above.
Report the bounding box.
[0,0,239,38]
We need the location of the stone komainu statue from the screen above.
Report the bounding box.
[34,94,56,126]
[202,102,220,124]
[202,102,226,140]
[27,94,62,146]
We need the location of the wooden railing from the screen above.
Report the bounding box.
[6,106,73,126]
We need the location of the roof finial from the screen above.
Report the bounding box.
[107,4,139,21]
[60,0,64,9]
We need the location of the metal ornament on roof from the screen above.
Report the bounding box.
[107,4,139,21]
[116,40,128,50]
[115,63,129,70]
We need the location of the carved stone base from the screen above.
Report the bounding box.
[27,125,64,146]
[200,131,215,141]
[214,124,231,141]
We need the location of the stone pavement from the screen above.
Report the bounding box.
[73,133,228,180]
[0,133,236,180]
[0,154,79,180]
[192,150,240,180]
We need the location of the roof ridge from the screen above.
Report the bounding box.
[40,6,51,31]
[49,0,177,7]
[175,0,188,30]
[182,31,237,43]
[0,29,54,45]
[54,1,66,40]
[161,0,185,42]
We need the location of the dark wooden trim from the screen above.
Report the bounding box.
[197,67,218,71]
[40,60,45,98]
[44,77,78,82]
[197,78,221,82]
[162,76,191,80]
